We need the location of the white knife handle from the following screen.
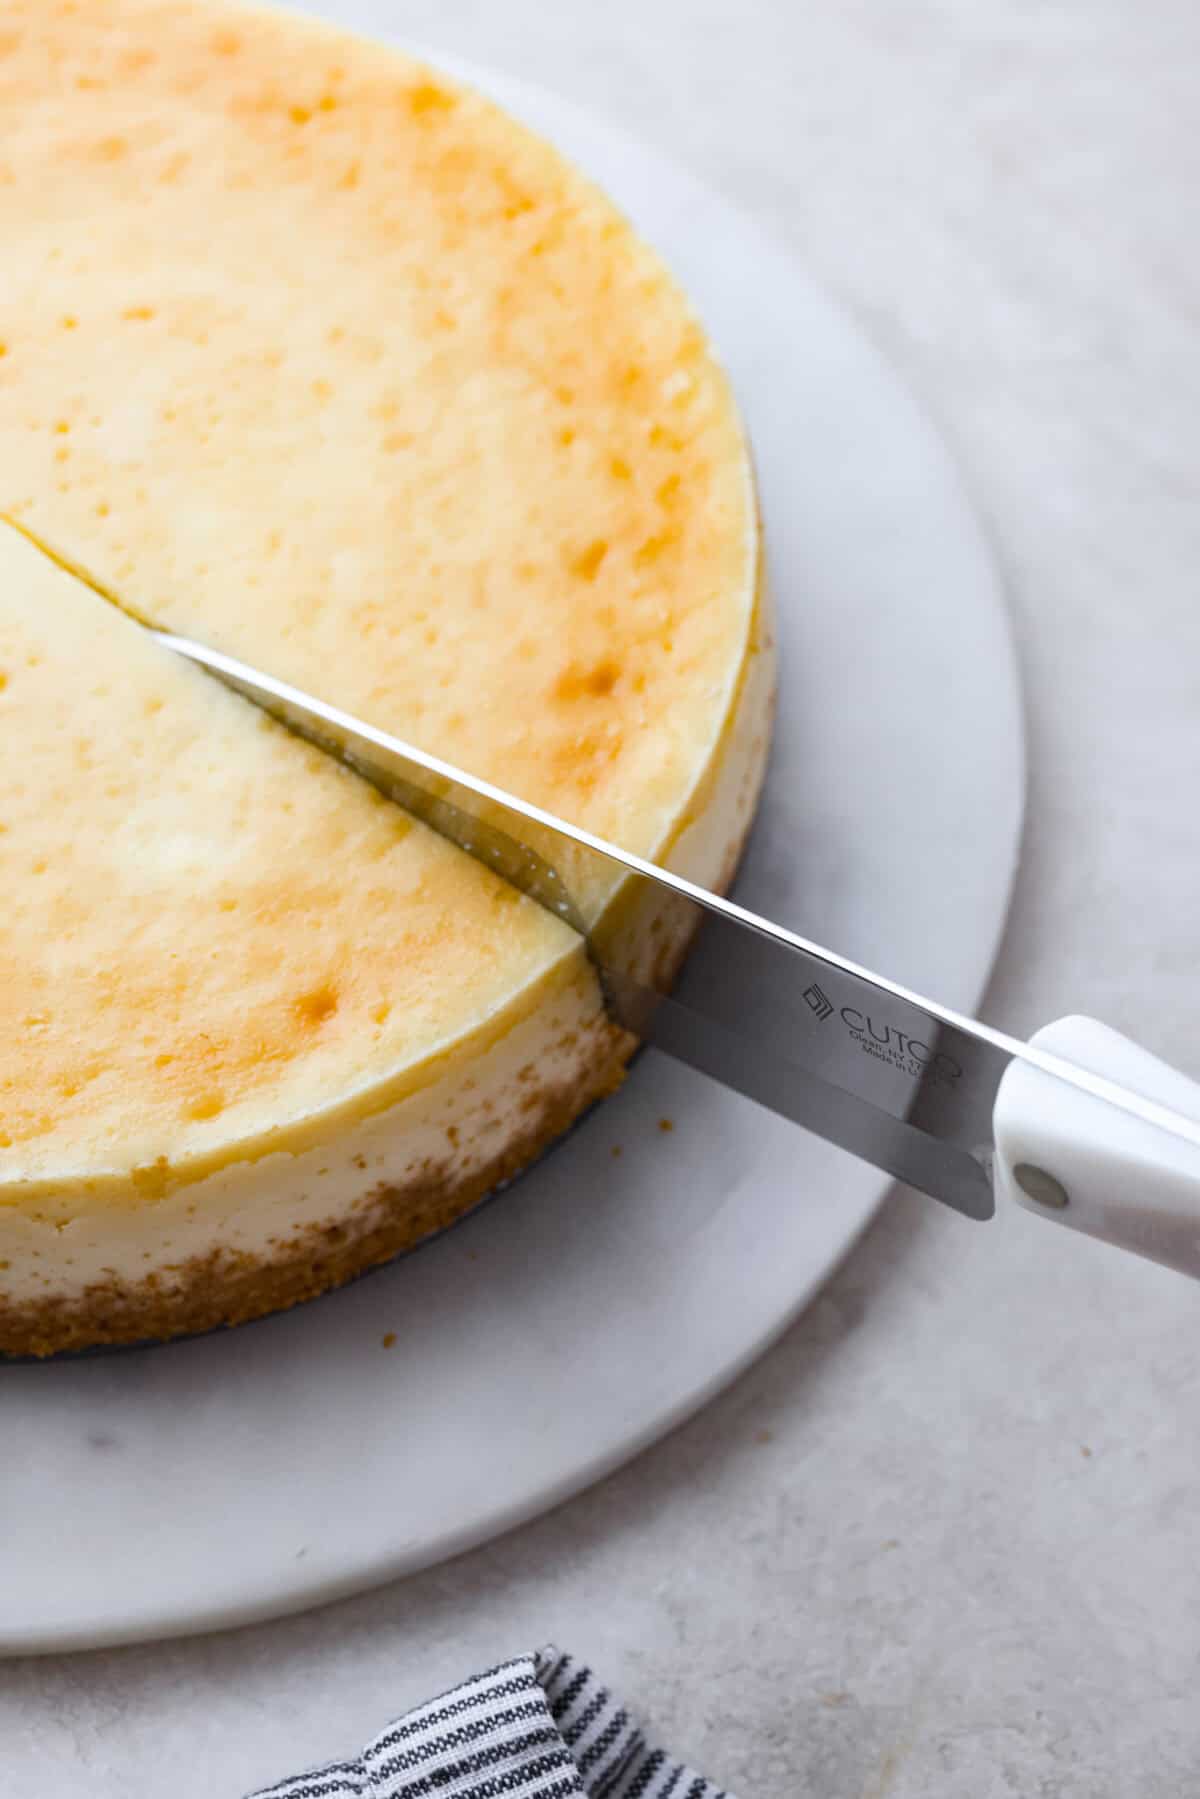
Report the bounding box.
[994,1015,1200,1279]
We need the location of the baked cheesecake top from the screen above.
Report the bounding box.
[0,0,756,913]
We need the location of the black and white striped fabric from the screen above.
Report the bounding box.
[248,1646,730,1799]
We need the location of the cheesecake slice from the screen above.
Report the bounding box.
[0,521,622,1352]
[0,0,772,1353]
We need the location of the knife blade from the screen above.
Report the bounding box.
[152,630,1200,1245]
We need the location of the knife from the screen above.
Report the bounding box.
[152,628,1200,1281]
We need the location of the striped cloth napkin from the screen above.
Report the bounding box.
[248,1646,730,1799]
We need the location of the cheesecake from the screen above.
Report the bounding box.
[0,0,772,1354]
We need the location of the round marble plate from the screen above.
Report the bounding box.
[0,50,1024,1653]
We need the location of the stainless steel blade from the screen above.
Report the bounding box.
[155,630,1200,1222]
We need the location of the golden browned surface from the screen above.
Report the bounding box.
[0,0,756,895]
[0,523,576,1185]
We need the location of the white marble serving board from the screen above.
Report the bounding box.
[0,51,1023,1653]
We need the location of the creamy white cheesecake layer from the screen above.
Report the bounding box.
[0,953,607,1306]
